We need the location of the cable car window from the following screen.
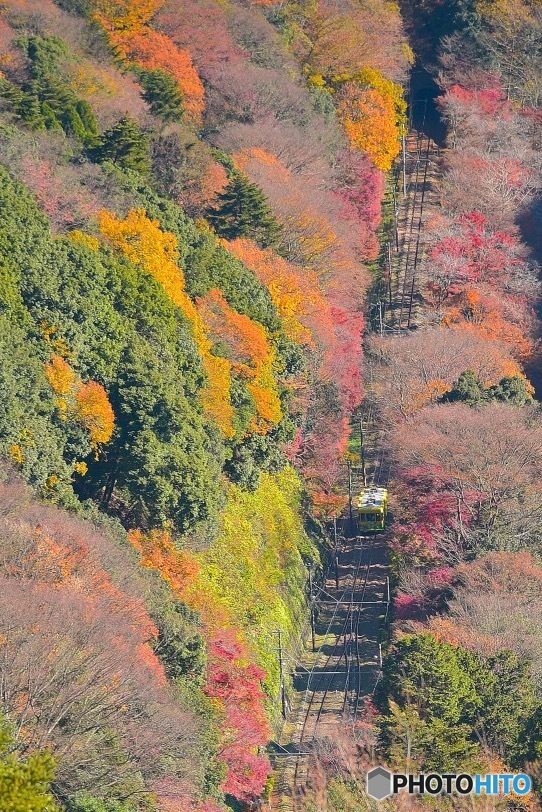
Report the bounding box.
[360,513,378,522]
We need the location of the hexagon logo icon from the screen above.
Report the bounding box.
[367,766,392,800]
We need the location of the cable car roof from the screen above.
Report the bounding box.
[357,487,388,508]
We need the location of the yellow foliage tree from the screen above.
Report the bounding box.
[197,288,282,433]
[75,381,115,446]
[45,355,76,397]
[335,69,406,170]
[97,208,235,436]
[89,0,163,34]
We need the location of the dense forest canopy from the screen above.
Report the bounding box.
[0,0,541,808]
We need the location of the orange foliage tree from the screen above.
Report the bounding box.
[224,236,328,347]
[442,287,534,359]
[197,288,282,433]
[128,529,200,593]
[333,69,406,171]
[114,29,205,123]
[74,381,115,446]
[90,0,204,123]
[45,354,115,448]
[98,208,235,436]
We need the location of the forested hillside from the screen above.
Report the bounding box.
[2,0,541,807]
[0,0,410,809]
[366,1,542,809]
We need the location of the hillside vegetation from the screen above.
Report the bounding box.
[298,0,542,807]
[0,0,410,809]
[3,0,540,808]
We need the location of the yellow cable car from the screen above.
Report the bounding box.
[357,487,388,532]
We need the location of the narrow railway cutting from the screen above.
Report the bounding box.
[269,430,390,811]
[385,128,441,330]
[270,119,440,811]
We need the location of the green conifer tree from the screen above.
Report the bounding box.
[62,104,88,140]
[139,68,184,122]
[442,370,487,405]
[18,93,46,129]
[488,375,533,406]
[0,712,60,812]
[206,171,281,247]
[75,100,99,140]
[41,101,63,131]
[92,116,150,174]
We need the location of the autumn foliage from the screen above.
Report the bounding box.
[90,0,205,123]
[225,237,329,347]
[114,29,205,123]
[90,0,163,34]
[197,288,282,432]
[0,0,426,805]
[98,207,236,436]
[45,355,114,447]
[128,525,273,802]
[0,474,205,806]
[74,381,115,445]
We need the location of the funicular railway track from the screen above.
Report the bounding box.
[384,123,441,331]
[290,532,378,795]
[269,433,391,811]
[271,112,439,812]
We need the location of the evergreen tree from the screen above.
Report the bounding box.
[378,634,481,771]
[66,793,137,812]
[206,171,281,247]
[92,116,150,174]
[0,78,25,111]
[442,369,487,405]
[0,712,60,812]
[153,600,207,682]
[18,93,46,129]
[95,335,220,531]
[139,68,184,122]
[379,633,542,772]
[381,633,480,724]
[62,104,88,141]
[460,648,539,763]
[442,371,534,407]
[25,34,69,80]
[41,101,63,131]
[488,375,534,406]
[75,100,99,141]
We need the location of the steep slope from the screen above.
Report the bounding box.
[0,0,411,809]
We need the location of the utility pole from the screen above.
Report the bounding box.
[359,418,367,487]
[395,197,400,251]
[402,131,407,197]
[387,242,393,306]
[277,629,287,718]
[347,459,353,533]
[308,567,316,652]
[333,517,339,590]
